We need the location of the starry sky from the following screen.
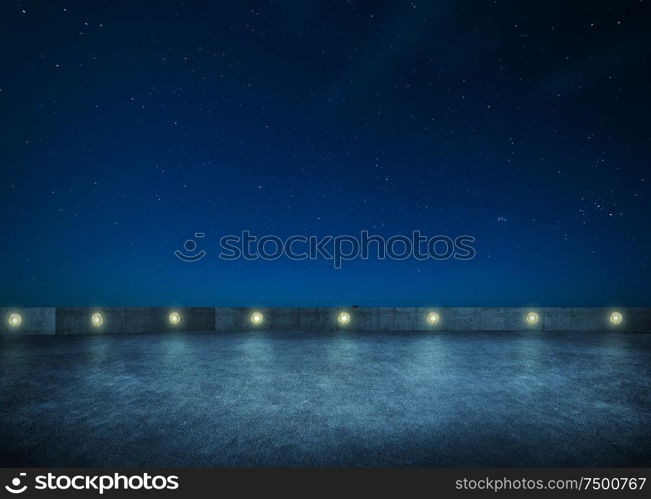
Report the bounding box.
[1,1,650,307]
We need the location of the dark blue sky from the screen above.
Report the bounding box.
[1,1,649,306]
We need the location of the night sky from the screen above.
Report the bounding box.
[1,1,650,307]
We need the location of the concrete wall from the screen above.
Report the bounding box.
[215,307,302,331]
[0,307,649,335]
[215,307,651,332]
[55,307,215,335]
[0,307,56,335]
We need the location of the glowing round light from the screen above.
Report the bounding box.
[337,311,351,325]
[168,311,181,325]
[526,311,540,325]
[609,311,623,325]
[426,312,440,325]
[8,313,22,328]
[250,311,264,325]
[91,312,103,327]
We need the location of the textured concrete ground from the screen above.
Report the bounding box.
[0,331,649,467]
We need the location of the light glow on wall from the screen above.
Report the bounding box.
[7,313,22,328]
[526,311,540,325]
[337,311,351,325]
[426,311,440,325]
[168,311,181,325]
[91,312,104,327]
[609,311,623,325]
[250,311,264,325]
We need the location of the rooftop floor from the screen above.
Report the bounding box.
[1,330,650,467]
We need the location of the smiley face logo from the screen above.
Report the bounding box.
[174,233,207,262]
[5,473,27,494]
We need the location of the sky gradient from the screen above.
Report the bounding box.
[1,1,650,306]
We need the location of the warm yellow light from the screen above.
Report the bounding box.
[250,311,264,325]
[91,312,103,327]
[426,312,440,325]
[337,311,351,325]
[526,311,540,325]
[8,313,22,328]
[609,311,623,325]
[168,311,181,325]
